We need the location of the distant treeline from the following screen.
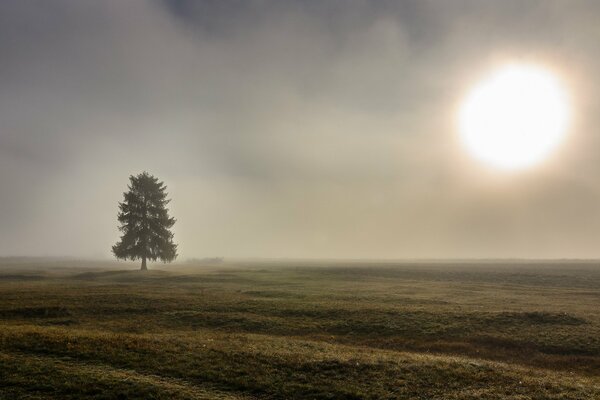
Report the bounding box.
[186,257,224,264]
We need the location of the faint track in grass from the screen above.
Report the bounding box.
[0,350,253,400]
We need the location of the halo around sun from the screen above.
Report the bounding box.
[458,63,571,171]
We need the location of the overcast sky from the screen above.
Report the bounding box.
[2,0,600,259]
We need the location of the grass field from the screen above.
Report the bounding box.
[1,258,600,399]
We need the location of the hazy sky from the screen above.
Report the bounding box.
[2,0,600,259]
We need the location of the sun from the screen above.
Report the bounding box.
[458,63,571,171]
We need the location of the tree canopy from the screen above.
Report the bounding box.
[112,172,177,270]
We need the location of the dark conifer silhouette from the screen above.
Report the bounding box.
[112,172,177,270]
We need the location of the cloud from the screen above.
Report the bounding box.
[1,0,600,258]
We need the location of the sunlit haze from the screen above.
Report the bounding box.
[1,1,600,259]
[459,64,571,171]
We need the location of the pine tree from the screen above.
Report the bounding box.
[112,172,177,270]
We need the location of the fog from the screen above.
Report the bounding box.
[2,0,600,259]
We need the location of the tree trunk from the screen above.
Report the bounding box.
[141,256,147,271]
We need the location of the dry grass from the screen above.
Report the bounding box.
[0,259,599,398]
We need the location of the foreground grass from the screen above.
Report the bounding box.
[0,259,599,398]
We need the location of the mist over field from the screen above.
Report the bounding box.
[2,0,600,259]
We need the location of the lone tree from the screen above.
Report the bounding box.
[112,172,177,270]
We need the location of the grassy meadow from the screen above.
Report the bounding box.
[0,258,600,399]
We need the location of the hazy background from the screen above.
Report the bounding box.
[1,0,600,259]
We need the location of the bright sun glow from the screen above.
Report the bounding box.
[459,63,571,171]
